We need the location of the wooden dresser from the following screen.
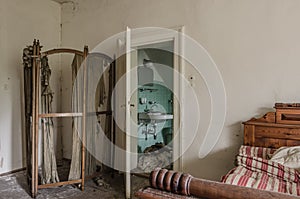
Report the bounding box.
[244,103,300,148]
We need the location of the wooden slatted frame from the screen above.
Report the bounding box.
[30,45,88,197]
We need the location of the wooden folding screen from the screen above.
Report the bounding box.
[23,40,88,197]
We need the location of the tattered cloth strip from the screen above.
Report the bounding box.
[69,54,84,180]
[69,53,112,180]
[69,54,98,180]
[40,56,59,184]
[23,46,34,180]
[87,54,111,171]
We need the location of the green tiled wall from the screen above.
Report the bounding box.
[137,82,173,152]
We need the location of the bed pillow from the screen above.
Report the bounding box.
[270,146,300,171]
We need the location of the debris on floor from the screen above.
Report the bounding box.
[93,176,110,189]
[134,143,173,173]
[0,169,148,199]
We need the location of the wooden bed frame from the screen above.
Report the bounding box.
[135,106,300,199]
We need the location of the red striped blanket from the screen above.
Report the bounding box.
[222,145,300,195]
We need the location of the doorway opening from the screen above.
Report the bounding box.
[132,41,176,173]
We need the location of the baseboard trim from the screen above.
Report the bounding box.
[0,167,26,176]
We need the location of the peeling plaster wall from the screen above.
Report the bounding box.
[0,0,61,174]
[60,0,300,180]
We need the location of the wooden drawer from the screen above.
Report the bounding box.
[276,109,300,125]
[255,126,300,141]
[244,123,300,148]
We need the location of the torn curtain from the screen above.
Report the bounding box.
[40,56,59,184]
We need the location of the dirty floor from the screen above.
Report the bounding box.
[0,170,148,199]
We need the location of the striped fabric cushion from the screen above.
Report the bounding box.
[239,145,276,159]
[222,166,300,195]
[222,145,300,195]
[237,155,300,183]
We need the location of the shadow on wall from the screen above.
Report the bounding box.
[185,145,239,181]
[19,68,27,171]
[184,121,243,181]
[254,107,275,118]
[189,106,278,180]
[12,76,24,172]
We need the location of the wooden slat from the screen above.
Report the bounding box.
[254,138,287,148]
[30,41,37,198]
[243,121,300,128]
[286,139,300,146]
[81,46,88,191]
[39,112,83,118]
[38,112,112,118]
[34,40,40,198]
[275,103,300,109]
[276,109,300,125]
[255,126,300,141]
[42,48,84,56]
[243,124,255,145]
[38,179,82,189]
[112,59,117,176]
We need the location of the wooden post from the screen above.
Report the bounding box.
[35,40,41,197]
[146,168,299,199]
[81,46,89,191]
[30,40,35,198]
[31,40,38,198]
[112,58,116,177]
[243,124,255,146]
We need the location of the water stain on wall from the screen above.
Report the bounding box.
[0,157,3,168]
[0,140,3,168]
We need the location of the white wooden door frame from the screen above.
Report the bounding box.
[123,26,185,198]
[125,26,131,199]
[130,26,185,172]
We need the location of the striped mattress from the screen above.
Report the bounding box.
[221,145,300,196]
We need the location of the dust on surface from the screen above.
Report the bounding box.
[0,170,148,199]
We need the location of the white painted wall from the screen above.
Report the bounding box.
[0,0,61,174]
[60,0,300,180]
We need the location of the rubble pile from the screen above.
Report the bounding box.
[136,143,173,173]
